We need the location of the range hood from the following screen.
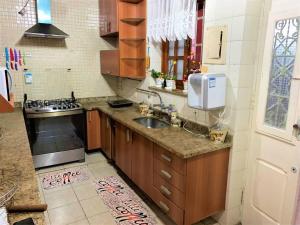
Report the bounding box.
[24,0,69,39]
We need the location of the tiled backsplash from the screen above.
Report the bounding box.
[0,0,117,101]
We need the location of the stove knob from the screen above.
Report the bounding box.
[53,107,57,110]
[63,106,67,109]
[58,106,62,110]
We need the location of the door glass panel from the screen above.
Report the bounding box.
[264,17,299,129]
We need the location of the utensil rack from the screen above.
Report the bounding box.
[0,94,14,113]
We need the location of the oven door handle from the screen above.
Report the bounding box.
[26,109,84,118]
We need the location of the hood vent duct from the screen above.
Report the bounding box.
[24,0,69,39]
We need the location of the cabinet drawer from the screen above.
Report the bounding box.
[154,158,186,193]
[154,174,185,209]
[154,144,186,176]
[152,186,184,225]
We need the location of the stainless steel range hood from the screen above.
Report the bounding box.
[24,0,69,39]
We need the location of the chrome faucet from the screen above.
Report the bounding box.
[136,88,163,108]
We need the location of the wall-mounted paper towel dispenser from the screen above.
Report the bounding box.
[188,73,226,110]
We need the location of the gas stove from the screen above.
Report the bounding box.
[24,93,84,118]
[24,99,82,113]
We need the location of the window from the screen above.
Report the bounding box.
[161,0,205,89]
[264,17,299,129]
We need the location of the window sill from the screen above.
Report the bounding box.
[148,86,187,97]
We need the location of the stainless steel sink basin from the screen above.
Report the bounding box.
[133,117,170,129]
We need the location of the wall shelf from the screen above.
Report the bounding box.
[120,0,144,3]
[120,18,145,25]
[121,57,145,60]
[120,38,145,41]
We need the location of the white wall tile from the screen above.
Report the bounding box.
[0,0,116,101]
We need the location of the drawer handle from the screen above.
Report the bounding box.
[160,170,172,180]
[160,185,171,196]
[159,201,169,213]
[161,154,172,163]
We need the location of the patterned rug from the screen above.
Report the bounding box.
[96,176,157,225]
[41,167,89,190]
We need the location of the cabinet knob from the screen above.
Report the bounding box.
[161,154,172,163]
[160,185,171,196]
[159,201,169,213]
[160,170,172,180]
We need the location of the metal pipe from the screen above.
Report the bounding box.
[136,88,163,107]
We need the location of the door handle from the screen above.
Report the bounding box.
[160,185,171,196]
[126,129,131,143]
[161,154,172,163]
[160,170,172,180]
[293,120,300,140]
[158,201,169,213]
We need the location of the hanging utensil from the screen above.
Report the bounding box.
[14,49,18,71]
[22,51,26,65]
[4,48,9,70]
[18,50,22,66]
[9,48,14,70]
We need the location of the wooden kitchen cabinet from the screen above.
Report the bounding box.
[114,122,132,177]
[131,132,153,197]
[99,0,118,37]
[100,112,112,159]
[111,120,230,225]
[100,50,119,76]
[86,110,101,150]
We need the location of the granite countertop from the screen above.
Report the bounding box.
[0,109,45,225]
[83,101,232,159]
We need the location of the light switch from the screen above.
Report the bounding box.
[203,25,228,65]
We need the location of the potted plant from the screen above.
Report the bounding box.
[166,74,176,90]
[166,61,177,90]
[151,69,164,88]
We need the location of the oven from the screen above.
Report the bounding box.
[24,95,86,169]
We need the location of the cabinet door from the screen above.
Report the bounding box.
[131,132,153,197]
[100,50,119,76]
[115,122,132,177]
[108,0,118,34]
[99,0,118,36]
[99,0,108,36]
[100,112,112,159]
[87,110,101,150]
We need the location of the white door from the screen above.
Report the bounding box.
[243,1,300,225]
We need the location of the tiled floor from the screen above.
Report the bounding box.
[36,151,219,225]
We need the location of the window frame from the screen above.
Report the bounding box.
[161,0,205,89]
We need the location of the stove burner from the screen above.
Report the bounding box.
[24,98,83,114]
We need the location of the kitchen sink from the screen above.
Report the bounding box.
[133,117,170,129]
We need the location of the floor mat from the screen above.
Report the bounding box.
[96,176,157,225]
[41,167,89,190]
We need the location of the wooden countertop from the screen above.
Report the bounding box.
[0,109,45,225]
[83,101,232,159]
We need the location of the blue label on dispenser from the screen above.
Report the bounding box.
[209,78,216,88]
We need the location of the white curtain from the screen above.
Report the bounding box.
[147,0,197,42]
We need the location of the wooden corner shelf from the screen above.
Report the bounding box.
[0,93,15,113]
[121,57,145,60]
[120,18,145,25]
[120,0,144,3]
[118,0,146,79]
[120,38,145,41]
